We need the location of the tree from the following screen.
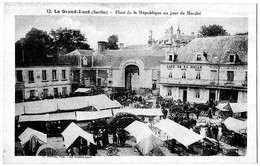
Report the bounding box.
[49,28,91,55]
[15,28,55,66]
[106,34,119,50]
[199,24,229,37]
[108,112,140,133]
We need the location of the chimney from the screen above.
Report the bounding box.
[177,26,181,40]
[170,26,173,44]
[98,41,106,52]
[191,32,195,38]
[119,43,124,49]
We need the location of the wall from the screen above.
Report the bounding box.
[16,66,71,100]
[237,91,247,103]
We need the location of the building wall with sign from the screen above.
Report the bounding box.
[15,66,71,101]
[159,35,248,103]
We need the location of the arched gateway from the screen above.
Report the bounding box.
[125,65,139,90]
[119,58,145,90]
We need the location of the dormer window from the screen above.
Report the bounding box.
[196,53,202,61]
[229,54,235,62]
[169,55,172,61]
[82,56,88,65]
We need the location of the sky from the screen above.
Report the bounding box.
[15,16,248,49]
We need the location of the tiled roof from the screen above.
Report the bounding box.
[93,49,165,68]
[176,35,248,64]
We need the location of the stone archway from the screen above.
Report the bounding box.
[119,58,145,90]
[125,65,139,90]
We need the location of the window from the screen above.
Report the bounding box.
[195,90,200,98]
[53,88,58,98]
[227,71,234,82]
[210,70,217,81]
[29,90,35,98]
[52,70,57,80]
[42,70,47,81]
[229,54,235,62]
[16,70,23,82]
[196,54,202,61]
[152,80,157,90]
[62,87,67,96]
[196,71,201,79]
[97,78,102,87]
[82,56,88,65]
[62,70,66,80]
[182,70,186,79]
[28,71,34,82]
[167,88,172,96]
[168,71,173,78]
[43,89,48,98]
[169,55,172,61]
[173,54,178,62]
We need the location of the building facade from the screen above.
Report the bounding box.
[60,42,166,94]
[15,66,71,102]
[159,35,247,103]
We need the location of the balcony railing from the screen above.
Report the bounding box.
[160,77,247,87]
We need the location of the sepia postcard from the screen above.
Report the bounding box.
[2,1,258,164]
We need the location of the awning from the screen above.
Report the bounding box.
[49,112,77,121]
[18,127,47,145]
[125,121,164,155]
[113,108,163,117]
[19,114,50,122]
[154,119,204,147]
[15,94,122,115]
[124,121,154,143]
[76,110,113,121]
[223,117,247,133]
[88,94,122,110]
[61,122,95,149]
[56,97,91,111]
[225,103,247,113]
[15,100,57,115]
[216,103,229,111]
[74,88,91,93]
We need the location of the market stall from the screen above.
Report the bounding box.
[124,120,164,155]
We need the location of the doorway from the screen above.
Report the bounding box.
[125,65,139,90]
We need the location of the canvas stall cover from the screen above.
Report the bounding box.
[61,122,95,149]
[15,95,122,115]
[154,119,204,147]
[124,121,163,155]
[223,117,247,133]
[15,100,57,116]
[18,127,47,145]
[76,109,113,121]
[113,108,163,117]
[216,103,229,111]
[19,114,50,122]
[226,103,247,113]
[88,94,122,110]
[74,88,91,93]
[49,112,77,121]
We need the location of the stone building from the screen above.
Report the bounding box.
[15,66,71,102]
[59,42,166,94]
[159,35,248,103]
